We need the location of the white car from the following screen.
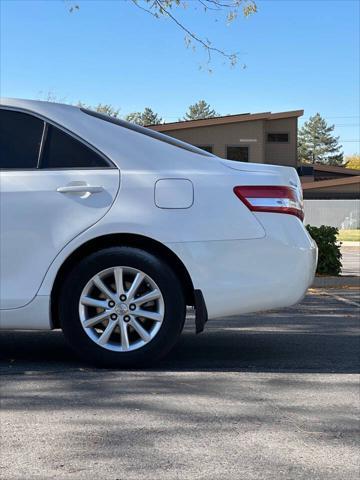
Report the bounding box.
[0,98,317,367]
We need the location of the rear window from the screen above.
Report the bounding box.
[41,125,110,169]
[81,108,214,158]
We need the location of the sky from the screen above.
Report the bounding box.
[0,0,359,154]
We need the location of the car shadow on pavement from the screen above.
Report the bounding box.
[0,291,359,374]
[1,292,359,480]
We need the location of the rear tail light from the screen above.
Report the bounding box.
[233,185,304,221]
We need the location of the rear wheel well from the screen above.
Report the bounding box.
[51,233,195,328]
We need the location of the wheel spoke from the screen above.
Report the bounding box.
[80,296,108,309]
[126,272,145,301]
[130,318,151,342]
[114,267,125,296]
[93,275,118,303]
[133,289,161,306]
[135,309,163,322]
[120,321,130,351]
[97,320,117,346]
[83,310,110,328]
[79,266,165,352]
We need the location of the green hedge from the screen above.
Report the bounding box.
[306,225,342,276]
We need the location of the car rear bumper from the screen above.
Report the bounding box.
[167,216,317,319]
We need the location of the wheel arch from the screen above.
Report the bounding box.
[50,233,195,328]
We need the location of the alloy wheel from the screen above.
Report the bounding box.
[79,266,165,352]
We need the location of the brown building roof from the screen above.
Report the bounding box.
[302,176,360,190]
[148,110,304,132]
[312,164,360,176]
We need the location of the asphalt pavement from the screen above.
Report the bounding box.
[341,245,360,276]
[0,288,359,480]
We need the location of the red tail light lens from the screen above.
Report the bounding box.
[233,185,304,221]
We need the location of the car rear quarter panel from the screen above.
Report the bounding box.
[168,214,317,318]
[37,166,266,296]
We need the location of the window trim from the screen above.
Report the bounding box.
[0,106,116,171]
[266,132,290,144]
[37,122,48,168]
[226,144,250,162]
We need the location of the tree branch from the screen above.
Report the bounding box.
[152,0,239,66]
[70,0,257,68]
[131,0,159,18]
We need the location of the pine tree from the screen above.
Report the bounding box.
[298,113,343,165]
[183,100,219,120]
[126,108,163,126]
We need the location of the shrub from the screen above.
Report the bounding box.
[306,225,342,276]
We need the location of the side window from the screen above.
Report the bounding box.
[0,109,44,169]
[227,146,249,162]
[41,125,109,169]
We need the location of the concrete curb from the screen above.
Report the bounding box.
[312,276,359,288]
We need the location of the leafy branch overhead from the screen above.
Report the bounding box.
[68,0,257,68]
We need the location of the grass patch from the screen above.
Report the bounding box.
[337,229,360,242]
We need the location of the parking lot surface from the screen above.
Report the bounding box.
[0,288,359,480]
[341,245,360,276]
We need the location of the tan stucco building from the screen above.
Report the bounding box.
[149,111,360,201]
[149,110,303,168]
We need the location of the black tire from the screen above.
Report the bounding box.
[59,246,186,368]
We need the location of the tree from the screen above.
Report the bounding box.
[183,100,219,120]
[41,94,121,118]
[38,90,68,103]
[69,1,257,68]
[344,154,360,170]
[125,107,163,126]
[298,113,343,166]
[78,102,120,118]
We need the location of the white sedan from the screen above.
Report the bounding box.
[0,98,317,367]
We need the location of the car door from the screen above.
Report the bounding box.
[0,108,120,309]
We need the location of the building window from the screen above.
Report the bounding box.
[197,145,213,154]
[267,133,289,143]
[227,146,249,162]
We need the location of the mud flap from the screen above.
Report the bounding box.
[194,289,208,334]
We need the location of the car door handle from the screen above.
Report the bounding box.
[57,185,104,194]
